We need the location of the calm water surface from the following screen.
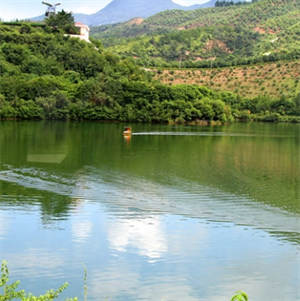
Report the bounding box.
[0,121,299,301]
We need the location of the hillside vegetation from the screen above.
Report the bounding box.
[155,60,300,99]
[91,0,300,68]
[0,22,299,123]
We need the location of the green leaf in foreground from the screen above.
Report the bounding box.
[231,290,249,301]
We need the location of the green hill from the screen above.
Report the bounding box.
[91,0,300,68]
[0,21,299,124]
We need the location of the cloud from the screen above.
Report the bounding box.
[107,215,167,260]
[72,6,96,15]
[72,219,93,243]
[89,269,200,301]
[0,214,10,241]
[3,248,66,278]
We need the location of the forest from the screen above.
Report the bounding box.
[0,7,299,123]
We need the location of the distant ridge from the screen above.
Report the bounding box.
[31,0,223,25]
[77,0,184,25]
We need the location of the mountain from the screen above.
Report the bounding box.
[76,0,185,25]
[31,0,217,25]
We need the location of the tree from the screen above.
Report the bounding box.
[45,10,78,34]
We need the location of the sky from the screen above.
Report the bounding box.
[0,0,208,21]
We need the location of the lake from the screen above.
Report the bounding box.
[0,121,299,301]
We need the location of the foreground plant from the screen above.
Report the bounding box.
[231,290,249,301]
[0,260,77,301]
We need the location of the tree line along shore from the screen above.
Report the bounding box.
[0,17,299,123]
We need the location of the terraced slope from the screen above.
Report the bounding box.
[154,60,300,99]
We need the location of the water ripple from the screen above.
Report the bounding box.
[0,165,299,241]
[132,132,293,137]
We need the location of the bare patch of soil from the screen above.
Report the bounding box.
[127,18,144,25]
[254,27,266,34]
[195,56,216,61]
[203,40,232,54]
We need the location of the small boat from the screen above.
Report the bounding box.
[123,126,132,136]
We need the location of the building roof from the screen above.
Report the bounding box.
[75,22,90,32]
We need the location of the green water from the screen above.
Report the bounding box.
[0,121,299,300]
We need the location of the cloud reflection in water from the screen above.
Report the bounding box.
[107,215,167,260]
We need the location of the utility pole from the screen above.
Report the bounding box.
[42,2,61,17]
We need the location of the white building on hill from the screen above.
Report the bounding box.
[65,22,90,42]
